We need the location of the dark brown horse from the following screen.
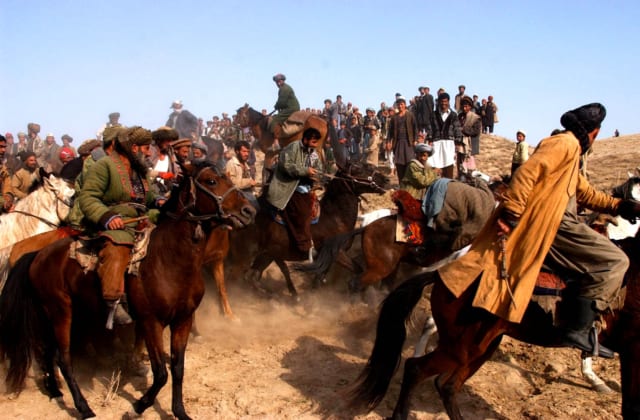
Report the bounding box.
[0,161,255,420]
[235,104,328,157]
[240,161,389,299]
[350,194,640,419]
[300,179,499,294]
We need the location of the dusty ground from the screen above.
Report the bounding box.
[1,133,636,419]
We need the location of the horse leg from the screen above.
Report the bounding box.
[51,308,96,419]
[35,331,63,399]
[169,316,195,420]
[581,354,613,393]
[275,258,299,301]
[212,258,235,319]
[390,348,461,420]
[133,321,168,416]
[434,334,503,420]
[245,252,273,295]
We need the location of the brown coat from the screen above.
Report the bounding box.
[439,132,622,322]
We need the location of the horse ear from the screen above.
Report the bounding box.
[38,167,50,181]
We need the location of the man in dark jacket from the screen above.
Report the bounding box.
[271,73,300,136]
[429,92,462,179]
[166,100,198,140]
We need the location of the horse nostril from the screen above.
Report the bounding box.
[242,205,256,220]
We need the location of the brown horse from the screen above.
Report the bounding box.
[0,161,255,420]
[350,202,640,418]
[239,161,389,299]
[235,104,328,157]
[300,179,499,294]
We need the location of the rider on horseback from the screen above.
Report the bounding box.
[439,103,640,358]
[270,73,301,140]
[266,127,322,261]
[79,126,165,329]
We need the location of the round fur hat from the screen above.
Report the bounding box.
[171,138,192,150]
[77,139,102,156]
[126,126,152,146]
[102,126,127,147]
[152,126,179,144]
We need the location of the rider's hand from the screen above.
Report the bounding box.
[107,216,125,230]
[308,167,317,177]
[158,172,175,181]
[497,210,519,236]
[617,199,640,223]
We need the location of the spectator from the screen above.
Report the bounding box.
[429,92,462,179]
[458,96,482,177]
[388,96,418,181]
[97,112,122,142]
[511,129,529,176]
[9,151,39,200]
[454,84,466,113]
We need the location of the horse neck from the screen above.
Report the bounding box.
[319,179,360,228]
[0,188,60,246]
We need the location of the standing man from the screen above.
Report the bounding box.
[26,122,43,158]
[458,96,483,176]
[330,95,347,128]
[79,126,164,329]
[454,85,466,113]
[429,92,462,179]
[270,73,300,137]
[388,96,418,182]
[97,112,122,142]
[0,135,12,212]
[267,128,322,260]
[166,100,199,141]
[41,133,61,173]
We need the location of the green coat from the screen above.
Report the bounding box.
[400,159,439,200]
[266,140,320,210]
[273,83,300,126]
[79,153,157,245]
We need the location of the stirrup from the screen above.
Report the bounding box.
[106,299,133,330]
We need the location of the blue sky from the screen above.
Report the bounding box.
[1,0,638,146]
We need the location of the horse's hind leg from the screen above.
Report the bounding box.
[390,348,461,420]
[245,252,273,294]
[133,321,168,416]
[434,334,503,420]
[169,316,195,420]
[40,336,63,399]
[51,312,95,418]
[275,258,299,301]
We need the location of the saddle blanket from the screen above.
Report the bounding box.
[395,214,424,245]
[69,225,156,276]
[358,208,397,228]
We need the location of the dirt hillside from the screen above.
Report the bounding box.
[1,133,637,419]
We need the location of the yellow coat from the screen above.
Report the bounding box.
[439,132,621,322]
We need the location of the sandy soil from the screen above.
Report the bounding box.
[1,133,635,419]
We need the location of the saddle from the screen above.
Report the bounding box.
[69,225,155,276]
[270,111,312,137]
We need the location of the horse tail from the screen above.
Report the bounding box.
[292,228,363,275]
[349,270,438,410]
[0,251,42,392]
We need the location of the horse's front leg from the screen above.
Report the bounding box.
[170,316,194,420]
[212,259,235,319]
[133,320,168,416]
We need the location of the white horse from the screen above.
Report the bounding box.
[411,174,640,394]
[0,170,75,291]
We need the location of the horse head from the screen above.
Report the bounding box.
[41,172,76,209]
[165,161,256,229]
[235,104,264,129]
[337,161,390,194]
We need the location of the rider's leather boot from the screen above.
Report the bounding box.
[561,297,614,359]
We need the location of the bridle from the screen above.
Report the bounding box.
[323,164,387,195]
[167,165,239,224]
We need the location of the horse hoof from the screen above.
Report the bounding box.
[81,409,97,419]
[593,383,614,393]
